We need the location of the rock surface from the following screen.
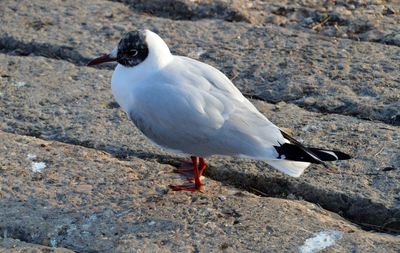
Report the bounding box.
[0,238,73,253]
[0,0,399,251]
[1,131,399,252]
[1,0,400,125]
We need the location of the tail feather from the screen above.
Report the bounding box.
[270,129,352,177]
[267,160,310,177]
[278,130,351,162]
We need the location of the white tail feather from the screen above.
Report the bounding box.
[267,160,310,177]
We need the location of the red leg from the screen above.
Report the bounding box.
[199,157,207,177]
[170,156,202,192]
[191,156,202,189]
[186,157,207,183]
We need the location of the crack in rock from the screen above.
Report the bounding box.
[0,202,183,252]
[203,166,400,235]
[112,0,400,47]
[251,94,399,127]
[3,129,399,235]
[0,35,111,70]
[1,36,398,126]
[111,0,252,23]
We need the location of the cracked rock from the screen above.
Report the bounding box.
[0,0,399,251]
[1,0,399,124]
[0,131,399,251]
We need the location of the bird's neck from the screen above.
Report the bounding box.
[143,30,173,70]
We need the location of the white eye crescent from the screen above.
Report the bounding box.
[128,49,138,57]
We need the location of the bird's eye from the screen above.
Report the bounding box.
[128,49,138,57]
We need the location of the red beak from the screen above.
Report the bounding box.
[87,54,116,66]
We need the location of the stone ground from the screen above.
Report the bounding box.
[0,0,399,252]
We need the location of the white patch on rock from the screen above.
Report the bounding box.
[31,162,46,173]
[49,238,57,247]
[14,81,27,88]
[299,230,343,253]
[302,125,318,132]
[27,153,37,160]
[3,228,7,239]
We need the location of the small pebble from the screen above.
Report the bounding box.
[218,195,226,201]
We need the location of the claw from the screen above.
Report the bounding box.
[170,156,207,193]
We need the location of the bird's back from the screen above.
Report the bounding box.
[127,55,285,158]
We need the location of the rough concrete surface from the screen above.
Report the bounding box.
[1,0,400,125]
[0,0,399,252]
[1,131,399,252]
[0,238,73,253]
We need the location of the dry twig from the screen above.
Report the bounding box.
[312,16,330,31]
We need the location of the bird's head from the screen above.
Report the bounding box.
[87,30,150,67]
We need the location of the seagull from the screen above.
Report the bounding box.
[87,29,351,192]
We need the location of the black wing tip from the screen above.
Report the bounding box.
[278,129,352,162]
[274,143,325,164]
[307,148,352,161]
[334,151,352,160]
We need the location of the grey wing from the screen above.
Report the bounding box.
[180,57,290,157]
[130,56,285,157]
[176,56,250,104]
[129,78,232,156]
[177,57,284,133]
[177,56,278,120]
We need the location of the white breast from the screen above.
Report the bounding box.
[111,65,134,113]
